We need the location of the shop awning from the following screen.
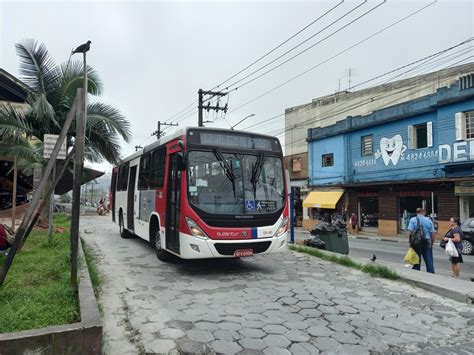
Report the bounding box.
[302,191,344,209]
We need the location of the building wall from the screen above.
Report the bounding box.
[308,85,474,185]
[308,135,345,185]
[285,64,474,157]
[285,152,308,181]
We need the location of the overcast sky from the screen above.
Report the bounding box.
[1,0,473,174]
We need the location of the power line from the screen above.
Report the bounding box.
[160,2,344,127]
[240,42,464,134]
[250,53,473,144]
[277,55,474,148]
[224,0,377,91]
[177,1,385,128]
[212,1,345,91]
[227,0,438,116]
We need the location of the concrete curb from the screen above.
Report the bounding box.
[0,237,102,354]
[348,235,409,243]
[290,246,474,305]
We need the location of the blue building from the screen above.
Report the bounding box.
[306,73,474,236]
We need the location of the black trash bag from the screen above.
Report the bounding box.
[311,221,332,233]
[332,219,346,229]
[304,235,326,250]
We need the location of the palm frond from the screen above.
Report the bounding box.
[16,157,43,176]
[0,104,34,137]
[59,60,102,106]
[85,128,122,164]
[15,39,61,97]
[87,102,131,143]
[31,92,58,127]
[0,137,43,163]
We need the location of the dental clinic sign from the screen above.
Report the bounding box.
[438,141,474,163]
[352,134,468,168]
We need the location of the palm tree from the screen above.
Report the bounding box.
[0,39,131,225]
[13,39,131,162]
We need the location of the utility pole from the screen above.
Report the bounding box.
[135,145,142,151]
[197,89,228,127]
[151,121,178,140]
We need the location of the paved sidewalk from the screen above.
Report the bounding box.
[81,216,474,354]
[291,228,474,304]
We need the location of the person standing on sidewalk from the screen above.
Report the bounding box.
[408,208,435,273]
[443,217,463,278]
[349,212,358,235]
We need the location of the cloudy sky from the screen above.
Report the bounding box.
[1,0,472,173]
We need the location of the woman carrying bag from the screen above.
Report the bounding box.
[443,217,464,278]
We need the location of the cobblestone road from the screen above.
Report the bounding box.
[81,216,474,354]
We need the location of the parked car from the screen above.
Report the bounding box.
[459,218,474,255]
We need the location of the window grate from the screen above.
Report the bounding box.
[466,111,474,139]
[361,135,373,156]
[321,153,333,167]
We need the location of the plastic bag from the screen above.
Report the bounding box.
[445,239,459,258]
[404,247,420,265]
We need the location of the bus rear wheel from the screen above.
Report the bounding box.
[119,211,130,239]
[151,227,172,262]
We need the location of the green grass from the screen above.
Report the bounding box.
[0,214,79,333]
[80,239,101,301]
[289,245,400,280]
[53,213,72,229]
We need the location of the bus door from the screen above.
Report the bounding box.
[111,168,118,222]
[166,153,181,253]
[127,165,137,232]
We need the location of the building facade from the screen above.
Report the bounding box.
[285,63,474,229]
[306,73,474,237]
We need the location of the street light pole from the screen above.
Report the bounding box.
[231,113,255,130]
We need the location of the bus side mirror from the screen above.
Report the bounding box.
[177,152,186,171]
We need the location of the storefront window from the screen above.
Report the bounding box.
[399,194,437,231]
[358,197,378,228]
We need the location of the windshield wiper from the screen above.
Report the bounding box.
[213,148,236,196]
[251,152,264,199]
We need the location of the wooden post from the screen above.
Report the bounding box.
[11,157,17,231]
[47,162,55,243]
[69,79,86,289]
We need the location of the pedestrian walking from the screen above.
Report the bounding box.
[443,217,463,278]
[408,208,435,273]
[349,212,358,235]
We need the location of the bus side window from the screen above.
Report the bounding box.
[138,153,151,190]
[150,148,166,188]
[118,164,129,191]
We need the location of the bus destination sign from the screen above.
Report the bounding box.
[199,132,273,150]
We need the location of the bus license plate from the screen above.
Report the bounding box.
[234,249,254,257]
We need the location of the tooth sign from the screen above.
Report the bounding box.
[380,134,403,166]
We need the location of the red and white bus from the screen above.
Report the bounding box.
[111,127,288,261]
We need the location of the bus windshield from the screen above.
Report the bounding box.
[187,150,285,215]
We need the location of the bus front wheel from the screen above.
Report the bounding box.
[151,227,172,262]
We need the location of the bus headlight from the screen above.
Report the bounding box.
[275,217,288,238]
[185,217,208,240]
